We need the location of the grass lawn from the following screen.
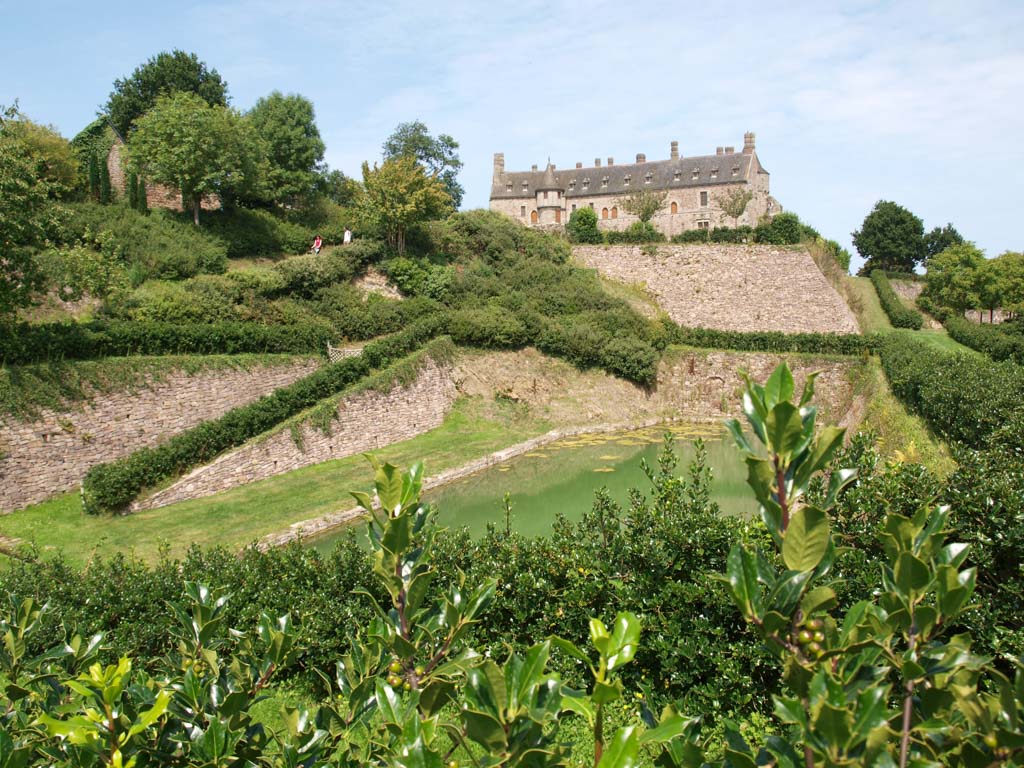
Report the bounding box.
[0,397,551,567]
[904,328,979,356]
[844,276,893,334]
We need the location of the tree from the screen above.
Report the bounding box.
[993,251,1024,317]
[106,50,229,136]
[923,243,986,315]
[1,117,78,198]
[924,222,964,260]
[853,200,926,274]
[318,168,358,205]
[619,188,667,223]
[382,120,464,208]
[355,155,451,254]
[715,187,753,227]
[128,92,259,225]
[565,206,602,243]
[0,105,50,316]
[246,91,325,206]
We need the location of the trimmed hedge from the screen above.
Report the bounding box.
[668,325,877,356]
[80,316,447,513]
[878,332,1024,449]
[944,315,1024,364]
[870,270,924,329]
[0,321,335,365]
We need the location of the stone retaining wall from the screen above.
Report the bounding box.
[133,358,458,511]
[0,358,319,512]
[574,244,859,334]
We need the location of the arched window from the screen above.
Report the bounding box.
[611,207,618,219]
[670,201,678,214]
[601,207,609,220]
[530,210,538,224]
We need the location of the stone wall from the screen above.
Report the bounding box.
[574,244,859,334]
[0,358,320,512]
[134,358,458,511]
[108,141,219,212]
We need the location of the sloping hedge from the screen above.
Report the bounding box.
[943,316,1024,365]
[81,316,446,514]
[878,332,1024,449]
[870,270,923,329]
[0,321,335,365]
[669,325,877,356]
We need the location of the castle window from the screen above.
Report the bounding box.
[522,182,528,192]
[589,203,594,209]
[521,205,526,217]
[697,220,710,230]
[506,183,513,192]
[601,175,609,188]
[555,208,561,223]
[623,175,631,187]
[700,191,708,206]
[583,178,590,190]
[530,210,539,224]
[710,169,718,179]
[673,170,681,181]
[601,207,609,220]
[670,201,678,214]
[572,204,577,212]
[569,180,576,190]
[692,169,700,180]
[644,172,653,184]
[543,191,548,199]
[611,206,618,219]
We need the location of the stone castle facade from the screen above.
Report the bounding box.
[489,133,781,236]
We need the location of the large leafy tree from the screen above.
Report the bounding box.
[923,243,986,314]
[853,200,926,274]
[993,251,1024,316]
[246,91,325,206]
[382,120,464,208]
[715,187,753,227]
[923,222,965,261]
[128,92,260,225]
[3,117,78,198]
[619,188,667,223]
[355,155,451,254]
[0,106,51,316]
[106,50,228,136]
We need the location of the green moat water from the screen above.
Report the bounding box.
[309,423,751,551]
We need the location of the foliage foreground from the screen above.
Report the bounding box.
[3,364,1024,767]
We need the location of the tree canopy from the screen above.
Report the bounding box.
[715,187,753,227]
[2,115,78,198]
[128,92,259,225]
[246,91,325,206]
[355,156,452,254]
[853,200,926,274]
[565,206,602,244]
[924,222,965,260]
[619,188,667,223]
[923,243,987,313]
[382,121,464,208]
[106,50,229,136]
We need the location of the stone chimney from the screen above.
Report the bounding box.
[725,146,735,154]
[743,132,756,154]
[716,147,724,155]
[595,158,602,167]
[531,164,538,172]
[636,153,646,163]
[493,152,505,176]
[607,157,614,166]
[576,162,583,169]
[670,141,679,160]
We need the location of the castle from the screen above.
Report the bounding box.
[489,132,781,236]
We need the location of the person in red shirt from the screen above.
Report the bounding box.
[312,234,322,254]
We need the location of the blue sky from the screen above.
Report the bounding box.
[3,0,1022,269]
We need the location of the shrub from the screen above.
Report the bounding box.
[80,316,447,513]
[943,315,1024,364]
[709,225,753,243]
[447,306,530,348]
[196,207,313,258]
[603,221,664,244]
[672,229,711,244]
[564,206,602,243]
[753,211,802,244]
[870,269,924,329]
[669,324,876,356]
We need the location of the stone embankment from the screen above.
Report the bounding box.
[0,357,320,512]
[574,244,859,334]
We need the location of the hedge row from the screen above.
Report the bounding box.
[669,325,877,356]
[0,320,335,365]
[878,332,1024,449]
[870,270,924,329]
[943,316,1024,365]
[80,316,446,514]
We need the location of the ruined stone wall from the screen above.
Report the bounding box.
[134,358,457,511]
[108,142,219,212]
[0,358,320,512]
[574,244,859,334]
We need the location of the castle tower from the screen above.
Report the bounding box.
[534,162,565,226]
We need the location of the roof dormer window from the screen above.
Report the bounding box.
[673,170,681,181]
[506,183,513,192]
[692,169,700,180]
[569,180,576,190]
[644,172,653,184]
[710,169,718,179]
[601,175,609,188]
[732,167,739,177]
[623,175,631,187]
[582,178,590,190]
[522,181,528,192]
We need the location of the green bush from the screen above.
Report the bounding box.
[196,207,313,258]
[753,211,802,244]
[671,229,711,244]
[870,269,924,329]
[603,221,664,244]
[315,285,440,340]
[54,202,227,280]
[564,206,602,244]
[669,324,876,356]
[944,315,1024,364]
[448,306,530,348]
[0,320,335,364]
[709,225,754,243]
[80,317,447,513]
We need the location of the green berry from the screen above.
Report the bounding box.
[798,630,813,644]
[813,630,825,643]
[389,661,402,674]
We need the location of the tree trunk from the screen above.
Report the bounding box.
[193,193,201,226]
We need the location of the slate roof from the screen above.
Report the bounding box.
[491,152,765,200]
